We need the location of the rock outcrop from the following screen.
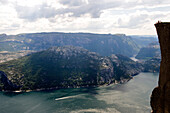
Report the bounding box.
[151,22,170,113]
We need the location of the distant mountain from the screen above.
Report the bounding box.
[130,35,158,48]
[143,58,161,72]
[135,42,161,60]
[0,46,142,91]
[0,32,139,57]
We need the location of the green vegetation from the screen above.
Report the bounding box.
[0,46,142,91]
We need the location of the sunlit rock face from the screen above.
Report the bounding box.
[151,22,170,113]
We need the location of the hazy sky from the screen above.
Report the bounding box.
[0,0,170,35]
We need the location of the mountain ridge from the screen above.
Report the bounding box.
[0,32,139,57]
[0,46,142,91]
[135,42,161,59]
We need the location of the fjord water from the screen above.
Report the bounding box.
[0,73,158,113]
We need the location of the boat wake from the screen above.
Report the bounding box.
[55,95,81,101]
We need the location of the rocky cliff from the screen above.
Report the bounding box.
[151,22,170,113]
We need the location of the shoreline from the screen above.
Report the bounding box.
[0,78,131,93]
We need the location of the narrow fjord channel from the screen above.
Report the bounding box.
[0,72,158,113]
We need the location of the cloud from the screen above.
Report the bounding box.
[0,0,8,4]
[0,0,170,35]
[56,0,170,18]
[57,0,122,18]
[15,3,57,21]
[116,13,149,28]
[58,0,86,6]
[11,23,20,28]
[14,0,121,21]
[14,0,170,21]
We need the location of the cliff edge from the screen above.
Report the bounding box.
[151,22,170,113]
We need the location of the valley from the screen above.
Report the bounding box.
[0,46,142,91]
[0,32,160,92]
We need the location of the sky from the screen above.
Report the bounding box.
[0,0,170,35]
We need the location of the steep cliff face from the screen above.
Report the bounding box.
[151,22,170,113]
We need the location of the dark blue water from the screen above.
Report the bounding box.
[0,73,158,113]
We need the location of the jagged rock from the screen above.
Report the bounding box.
[151,22,170,113]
